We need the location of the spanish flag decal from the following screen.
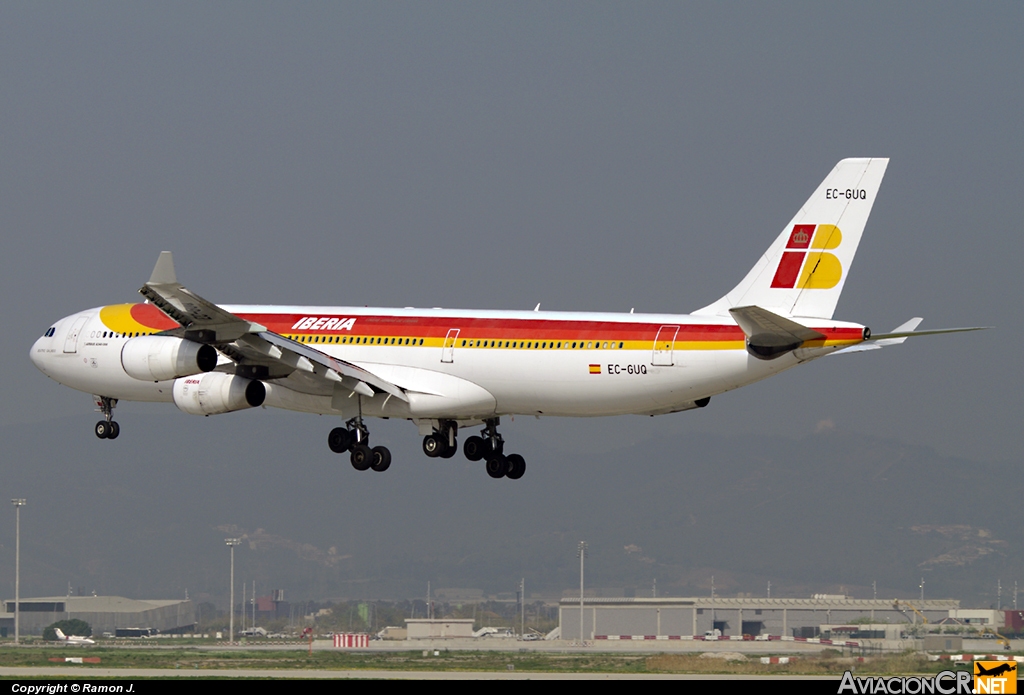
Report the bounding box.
[589,364,601,375]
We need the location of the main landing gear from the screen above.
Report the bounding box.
[327,416,391,472]
[94,396,120,440]
[459,418,527,481]
[422,420,458,459]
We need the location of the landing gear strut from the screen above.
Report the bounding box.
[94,397,119,440]
[327,412,391,473]
[468,418,526,480]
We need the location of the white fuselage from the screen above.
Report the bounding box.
[31,303,866,423]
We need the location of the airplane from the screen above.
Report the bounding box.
[975,662,1016,678]
[30,158,985,480]
[53,628,96,645]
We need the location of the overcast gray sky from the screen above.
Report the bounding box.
[4,2,1021,464]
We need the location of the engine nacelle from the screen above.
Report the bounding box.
[172,373,266,416]
[122,336,218,382]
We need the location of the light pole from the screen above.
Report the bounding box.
[577,541,587,643]
[11,499,26,645]
[225,538,240,642]
[519,578,525,638]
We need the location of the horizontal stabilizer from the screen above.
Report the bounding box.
[729,305,825,360]
[832,319,989,356]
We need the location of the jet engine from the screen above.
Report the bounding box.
[121,335,218,382]
[172,373,266,416]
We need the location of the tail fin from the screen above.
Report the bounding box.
[694,158,889,319]
[55,628,66,640]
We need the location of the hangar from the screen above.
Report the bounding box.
[1,595,195,637]
[558,596,959,640]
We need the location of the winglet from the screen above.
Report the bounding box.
[148,252,177,285]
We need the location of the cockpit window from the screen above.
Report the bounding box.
[43,327,56,337]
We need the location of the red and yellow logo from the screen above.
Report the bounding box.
[771,224,843,290]
[589,364,601,375]
[99,303,179,334]
[975,661,1018,693]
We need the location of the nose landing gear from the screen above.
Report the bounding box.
[94,397,120,440]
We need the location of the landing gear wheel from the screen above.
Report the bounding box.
[370,446,392,472]
[328,427,352,453]
[464,436,486,461]
[422,434,444,458]
[95,421,110,439]
[440,441,457,459]
[350,444,373,471]
[506,454,525,480]
[107,421,120,440]
[486,454,508,479]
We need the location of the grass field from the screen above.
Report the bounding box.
[0,647,983,676]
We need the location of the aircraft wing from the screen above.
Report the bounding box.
[139,252,407,401]
[831,318,990,355]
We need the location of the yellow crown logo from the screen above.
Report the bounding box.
[792,229,810,245]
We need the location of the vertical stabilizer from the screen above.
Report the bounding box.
[694,158,889,319]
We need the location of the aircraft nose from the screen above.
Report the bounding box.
[29,336,46,372]
[30,330,54,374]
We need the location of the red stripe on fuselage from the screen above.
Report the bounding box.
[235,312,863,344]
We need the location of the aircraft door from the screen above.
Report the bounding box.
[441,328,460,363]
[63,316,90,354]
[652,325,679,366]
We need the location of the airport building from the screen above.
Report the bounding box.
[0,595,194,637]
[558,597,959,640]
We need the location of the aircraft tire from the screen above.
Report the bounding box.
[95,421,110,439]
[439,441,457,459]
[485,454,508,479]
[370,446,392,472]
[506,454,525,480]
[328,427,352,454]
[350,444,373,471]
[422,434,444,458]
[108,421,120,440]
[463,436,486,461]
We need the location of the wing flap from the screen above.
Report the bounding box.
[258,332,408,401]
